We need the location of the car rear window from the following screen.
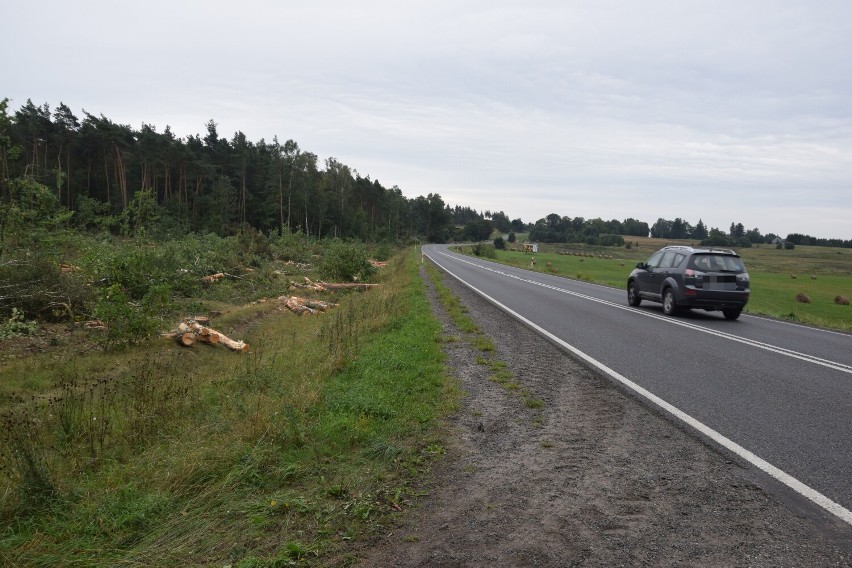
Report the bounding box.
[688,254,744,272]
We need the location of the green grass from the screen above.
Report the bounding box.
[460,237,852,332]
[425,262,544,410]
[0,249,459,566]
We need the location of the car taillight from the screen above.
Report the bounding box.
[737,272,750,289]
[685,269,704,287]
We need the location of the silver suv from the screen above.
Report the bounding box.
[627,246,750,320]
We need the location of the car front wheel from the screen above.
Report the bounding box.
[627,281,642,306]
[662,288,678,316]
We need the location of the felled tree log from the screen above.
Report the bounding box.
[177,331,196,347]
[179,321,220,344]
[318,282,379,291]
[280,295,338,316]
[166,318,248,352]
[289,277,379,292]
[290,277,325,291]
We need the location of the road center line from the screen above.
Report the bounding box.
[425,247,852,527]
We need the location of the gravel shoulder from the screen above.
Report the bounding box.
[358,264,852,567]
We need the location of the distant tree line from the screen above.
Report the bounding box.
[528,214,649,246]
[650,218,851,249]
[785,233,852,248]
[525,213,850,249]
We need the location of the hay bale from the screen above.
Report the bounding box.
[810,275,817,280]
[834,295,850,306]
[791,274,797,279]
[795,292,811,304]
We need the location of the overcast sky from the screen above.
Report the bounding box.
[3,0,851,239]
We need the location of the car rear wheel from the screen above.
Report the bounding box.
[723,309,742,320]
[662,288,678,316]
[627,281,641,306]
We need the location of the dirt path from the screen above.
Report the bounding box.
[358,266,852,567]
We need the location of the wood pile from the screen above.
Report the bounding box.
[164,316,249,352]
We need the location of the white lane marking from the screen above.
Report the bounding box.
[745,313,852,338]
[431,247,852,375]
[425,248,852,527]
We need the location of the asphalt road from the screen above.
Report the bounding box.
[423,244,852,524]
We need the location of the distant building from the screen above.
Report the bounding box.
[772,236,786,246]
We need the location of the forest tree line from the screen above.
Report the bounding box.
[2,98,849,248]
[0,98,457,244]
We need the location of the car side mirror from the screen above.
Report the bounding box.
[635,262,646,269]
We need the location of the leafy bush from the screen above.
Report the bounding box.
[269,230,314,263]
[0,308,37,340]
[92,284,167,349]
[0,177,72,257]
[235,227,273,268]
[493,236,506,250]
[319,241,375,282]
[598,234,625,247]
[72,195,117,232]
[471,242,497,258]
[371,243,392,262]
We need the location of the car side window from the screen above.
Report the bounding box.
[645,252,664,269]
[660,252,677,268]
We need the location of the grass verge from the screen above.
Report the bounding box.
[424,261,543,411]
[0,249,456,567]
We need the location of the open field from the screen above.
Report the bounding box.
[460,236,852,332]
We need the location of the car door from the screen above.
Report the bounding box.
[653,251,686,293]
[635,251,663,299]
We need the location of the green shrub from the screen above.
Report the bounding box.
[372,243,392,261]
[235,227,273,268]
[92,284,164,349]
[599,234,625,247]
[319,241,376,282]
[471,242,497,258]
[0,308,37,340]
[72,195,117,232]
[269,230,314,263]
